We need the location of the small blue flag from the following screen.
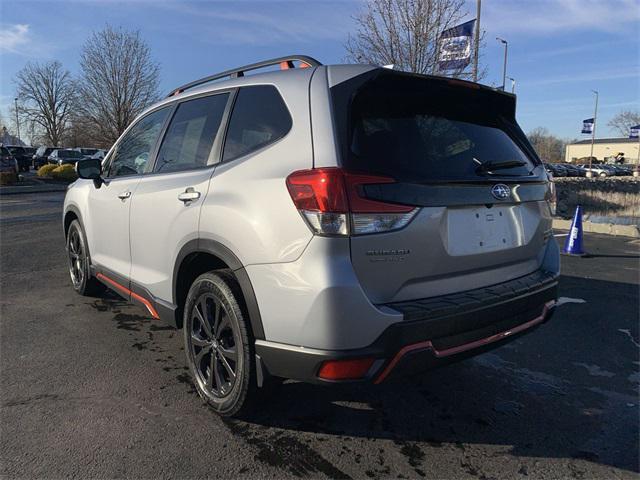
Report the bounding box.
[581,118,594,135]
[438,20,475,71]
[630,124,640,139]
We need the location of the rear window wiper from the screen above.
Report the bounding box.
[474,159,527,174]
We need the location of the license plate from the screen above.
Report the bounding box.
[446,205,524,256]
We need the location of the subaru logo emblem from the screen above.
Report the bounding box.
[491,184,511,200]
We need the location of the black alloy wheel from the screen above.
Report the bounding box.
[66,220,102,296]
[68,226,85,289]
[183,271,256,417]
[189,293,239,397]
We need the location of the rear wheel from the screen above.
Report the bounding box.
[183,271,257,417]
[66,220,102,296]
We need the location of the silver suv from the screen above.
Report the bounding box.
[64,56,559,416]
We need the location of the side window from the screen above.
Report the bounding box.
[154,93,229,173]
[222,85,292,161]
[107,107,171,178]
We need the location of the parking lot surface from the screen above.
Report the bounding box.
[1,192,638,479]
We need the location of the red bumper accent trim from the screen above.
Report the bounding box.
[374,301,555,384]
[96,273,159,319]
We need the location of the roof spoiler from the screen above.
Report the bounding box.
[166,55,322,98]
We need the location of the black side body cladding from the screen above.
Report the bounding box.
[173,239,265,339]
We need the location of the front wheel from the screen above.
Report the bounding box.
[66,220,102,296]
[183,271,256,417]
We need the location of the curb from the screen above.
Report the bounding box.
[553,218,639,238]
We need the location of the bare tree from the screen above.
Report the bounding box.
[528,127,568,163]
[345,0,482,79]
[14,61,75,147]
[607,110,640,137]
[77,25,160,147]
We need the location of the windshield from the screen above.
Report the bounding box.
[337,72,539,183]
[59,150,83,158]
[8,147,24,154]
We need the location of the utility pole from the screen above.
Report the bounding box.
[14,97,20,144]
[507,76,516,94]
[496,37,508,90]
[472,0,481,83]
[588,90,598,176]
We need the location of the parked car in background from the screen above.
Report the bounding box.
[5,146,32,172]
[608,164,631,176]
[560,163,587,177]
[545,163,567,177]
[89,149,107,160]
[616,165,633,175]
[577,164,609,177]
[33,146,55,170]
[73,147,101,157]
[49,149,86,166]
[0,146,19,175]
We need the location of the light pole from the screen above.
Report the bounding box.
[507,76,516,94]
[496,37,508,90]
[587,90,599,177]
[472,0,481,83]
[14,97,20,144]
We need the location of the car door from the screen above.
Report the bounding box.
[129,91,232,303]
[85,106,172,284]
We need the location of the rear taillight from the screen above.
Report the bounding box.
[547,174,556,216]
[286,167,418,236]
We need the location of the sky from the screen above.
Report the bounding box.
[0,0,638,140]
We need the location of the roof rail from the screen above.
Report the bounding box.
[167,55,322,98]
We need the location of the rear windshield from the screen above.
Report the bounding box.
[337,73,539,183]
[59,150,83,158]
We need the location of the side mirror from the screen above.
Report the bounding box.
[76,158,103,187]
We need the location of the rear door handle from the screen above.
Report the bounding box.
[118,191,131,200]
[178,188,201,203]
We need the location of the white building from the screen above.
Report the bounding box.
[565,137,639,164]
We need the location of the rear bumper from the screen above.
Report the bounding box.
[255,268,558,384]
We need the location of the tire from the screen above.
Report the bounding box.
[66,220,102,296]
[183,271,257,417]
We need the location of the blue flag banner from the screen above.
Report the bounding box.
[438,19,475,71]
[630,124,640,139]
[581,118,594,135]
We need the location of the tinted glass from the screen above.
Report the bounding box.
[339,74,538,183]
[107,107,171,178]
[155,93,229,173]
[59,150,83,158]
[222,85,292,161]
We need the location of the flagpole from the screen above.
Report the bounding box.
[588,90,598,175]
[473,0,481,82]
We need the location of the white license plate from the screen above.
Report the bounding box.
[446,205,524,256]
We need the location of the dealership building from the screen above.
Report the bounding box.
[565,137,640,164]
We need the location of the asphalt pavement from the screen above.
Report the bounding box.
[1,191,638,479]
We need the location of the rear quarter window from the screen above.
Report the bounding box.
[222,85,292,162]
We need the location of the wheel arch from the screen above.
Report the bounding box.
[63,205,83,237]
[173,239,265,339]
